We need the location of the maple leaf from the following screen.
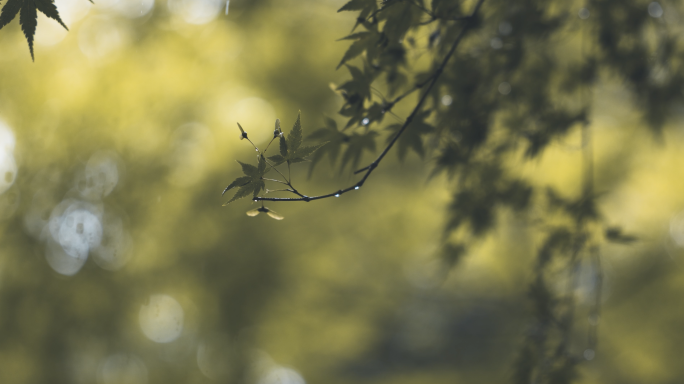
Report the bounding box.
[267,111,327,166]
[0,0,69,60]
[222,155,270,205]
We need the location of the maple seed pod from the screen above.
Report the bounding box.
[274,119,282,138]
[237,122,248,140]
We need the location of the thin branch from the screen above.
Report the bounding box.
[266,188,295,193]
[254,0,486,203]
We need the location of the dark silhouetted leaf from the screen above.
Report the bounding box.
[337,0,373,12]
[295,142,328,159]
[308,123,348,176]
[268,154,286,166]
[337,31,378,69]
[237,161,258,178]
[223,156,270,205]
[221,176,251,195]
[279,136,288,158]
[287,111,303,152]
[385,110,434,161]
[340,131,378,172]
[223,184,255,205]
[0,0,69,60]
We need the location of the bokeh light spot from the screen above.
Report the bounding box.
[92,213,133,271]
[578,8,590,19]
[35,13,69,47]
[79,151,120,200]
[0,121,17,195]
[47,199,104,269]
[79,16,124,60]
[441,95,453,106]
[115,0,155,18]
[168,0,222,25]
[229,98,276,144]
[258,367,306,384]
[139,294,184,343]
[58,208,103,259]
[45,237,89,276]
[648,2,663,18]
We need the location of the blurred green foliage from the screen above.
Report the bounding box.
[2,1,684,384]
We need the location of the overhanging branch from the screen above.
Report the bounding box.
[254,0,486,203]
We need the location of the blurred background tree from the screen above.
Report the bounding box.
[1,0,684,384]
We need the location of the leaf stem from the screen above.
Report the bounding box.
[262,178,289,185]
[263,137,277,154]
[287,161,292,184]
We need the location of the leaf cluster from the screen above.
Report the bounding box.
[222,155,269,205]
[222,112,326,212]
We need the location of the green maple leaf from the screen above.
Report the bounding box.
[267,111,327,166]
[222,155,270,205]
[0,0,69,60]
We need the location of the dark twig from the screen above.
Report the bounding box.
[254,0,485,203]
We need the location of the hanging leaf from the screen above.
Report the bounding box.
[385,110,434,161]
[0,0,69,60]
[221,176,251,196]
[340,131,378,172]
[287,111,303,153]
[222,155,270,205]
[267,112,328,166]
[308,119,348,176]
